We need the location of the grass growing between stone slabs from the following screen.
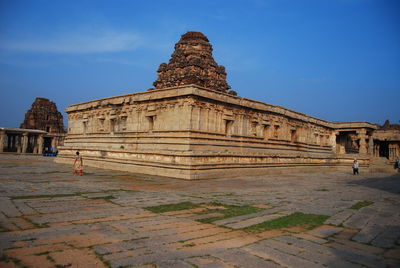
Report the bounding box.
[88,195,116,200]
[11,189,139,200]
[11,193,80,200]
[196,202,263,224]
[350,201,374,210]
[244,212,329,233]
[145,201,201,213]
[144,201,263,223]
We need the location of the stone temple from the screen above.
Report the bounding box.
[55,31,400,179]
[0,98,66,154]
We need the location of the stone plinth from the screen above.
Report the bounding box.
[54,85,366,179]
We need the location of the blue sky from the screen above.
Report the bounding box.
[0,0,399,128]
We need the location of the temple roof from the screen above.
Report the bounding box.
[153,31,232,93]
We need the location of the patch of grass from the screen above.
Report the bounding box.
[99,189,139,194]
[42,171,69,174]
[8,257,29,267]
[0,254,9,262]
[244,212,329,233]
[11,193,79,200]
[94,252,112,268]
[11,190,138,201]
[46,255,55,263]
[89,195,116,200]
[34,251,50,256]
[182,243,196,247]
[197,203,262,224]
[55,264,72,268]
[350,201,374,210]
[211,192,235,197]
[145,202,201,213]
[23,217,49,229]
[21,237,36,241]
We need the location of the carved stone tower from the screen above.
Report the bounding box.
[20,97,65,133]
[153,31,231,92]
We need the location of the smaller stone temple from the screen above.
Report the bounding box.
[0,97,66,154]
[20,97,65,133]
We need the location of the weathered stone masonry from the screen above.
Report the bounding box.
[55,31,398,179]
[56,85,368,179]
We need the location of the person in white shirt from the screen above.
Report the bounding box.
[352,159,359,175]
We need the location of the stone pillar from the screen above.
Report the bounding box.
[22,132,28,153]
[330,132,337,153]
[0,130,5,152]
[368,137,374,155]
[51,137,57,150]
[7,134,11,151]
[16,135,21,153]
[38,134,44,154]
[357,130,367,155]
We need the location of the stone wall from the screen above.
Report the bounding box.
[55,85,369,179]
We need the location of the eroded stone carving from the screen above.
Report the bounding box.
[153,31,231,92]
[20,97,65,133]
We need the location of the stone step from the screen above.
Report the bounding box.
[369,157,397,173]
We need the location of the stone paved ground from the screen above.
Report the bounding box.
[0,154,399,268]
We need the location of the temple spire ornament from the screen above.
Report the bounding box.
[153,31,231,92]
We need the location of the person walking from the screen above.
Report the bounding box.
[73,151,83,176]
[352,159,359,175]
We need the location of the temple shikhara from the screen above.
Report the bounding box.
[54,31,399,179]
[0,98,65,154]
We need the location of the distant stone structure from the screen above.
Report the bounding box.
[20,97,65,133]
[55,31,399,179]
[0,98,65,154]
[372,120,400,161]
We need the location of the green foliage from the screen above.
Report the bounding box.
[244,212,329,233]
[89,195,116,200]
[34,251,50,256]
[12,193,79,199]
[197,203,262,224]
[145,202,200,213]
[350,201,374,210]
[182,243,196,247]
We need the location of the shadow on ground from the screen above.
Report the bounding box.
[347,173,400,195]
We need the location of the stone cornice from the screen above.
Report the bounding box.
[65,85,337,128]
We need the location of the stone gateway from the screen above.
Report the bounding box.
[55,31,399,179]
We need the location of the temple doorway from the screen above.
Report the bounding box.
[378,141,389,159]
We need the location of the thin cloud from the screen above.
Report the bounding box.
[0,28,142,54]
